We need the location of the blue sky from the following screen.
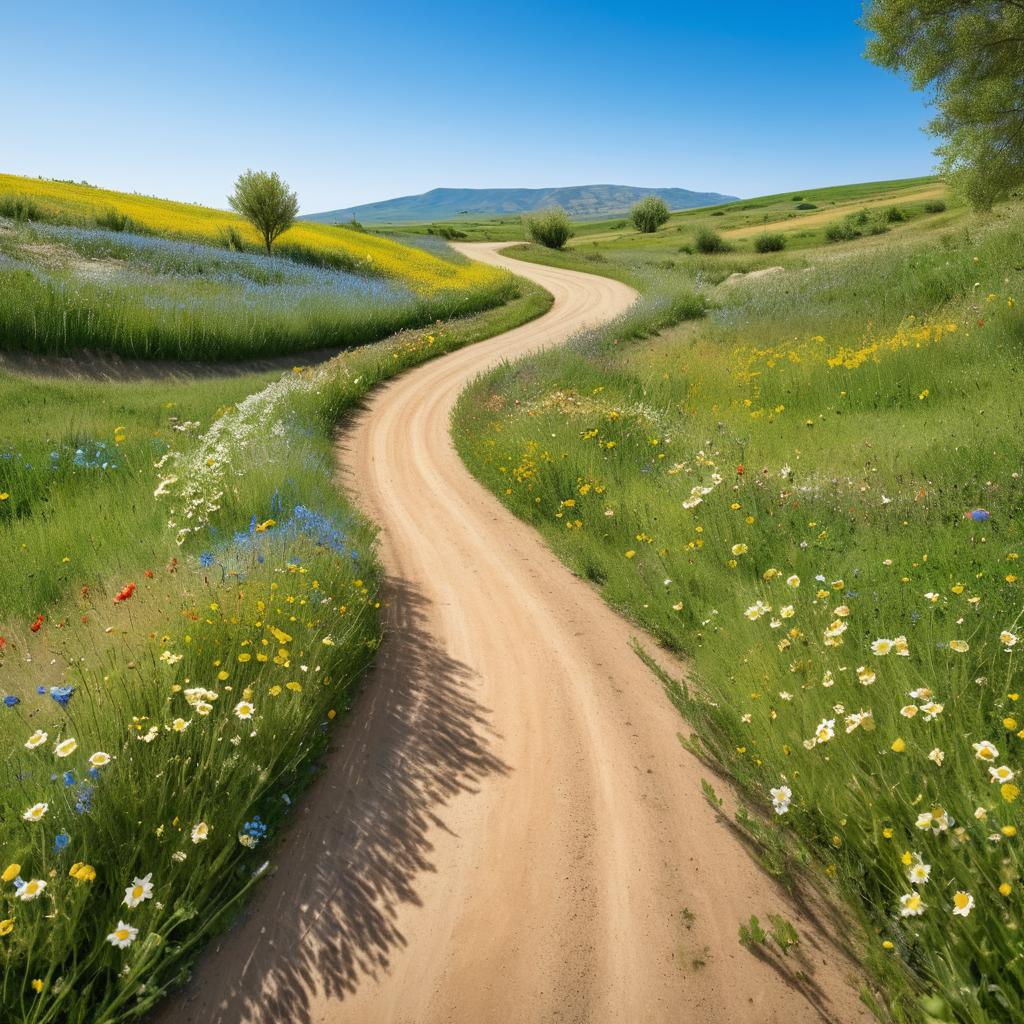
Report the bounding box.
[3,1,934,213]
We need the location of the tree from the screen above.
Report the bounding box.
[524,207,573,249]
[863,1,1024,209]
[228,170,299,253]
[630,194,671,233]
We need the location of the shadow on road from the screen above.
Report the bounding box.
[163,577,507,1023]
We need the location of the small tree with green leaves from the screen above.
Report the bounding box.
[524,207,573,249]
[630,194,670,233]
[228,170,299,253]
[863,1,1024,209]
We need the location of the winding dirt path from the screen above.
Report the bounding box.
[160,245,871,1024]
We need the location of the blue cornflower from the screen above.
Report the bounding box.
[49,686,74,707]
[53,830,70,853]
[243,816,268,839]
[199,551,215,568]
[36,686,46,695]
[63,770,75,787]
[3,695,19,708]
[74,784,94,815]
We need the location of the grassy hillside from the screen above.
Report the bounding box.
[301,183,738,224]
[373,176,948,245]
[0,174,517,360]
[454,186,1024,1023]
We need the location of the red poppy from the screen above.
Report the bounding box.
[0,636,6,651]
[113,582,137,603]
[30,615,44,632]
[737,464,745,475]
[144,569,154,579]
[81,585,89,598]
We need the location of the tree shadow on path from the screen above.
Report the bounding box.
[165,577,507,1024]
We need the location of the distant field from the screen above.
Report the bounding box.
[373,176,950,249]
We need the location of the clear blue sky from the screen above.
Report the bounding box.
[3,1,933,214]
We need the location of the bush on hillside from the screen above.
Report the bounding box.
[824,219,861,242]
[754,232,786,253]
[630,195,671,233]
[694,227,731,254]
[796,202,817,210]
[525,207,573,249]
[0,194,44,223]
[924,199,947,213]
[884,205,907,222]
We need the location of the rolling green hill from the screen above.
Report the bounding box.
[302,183,738,224]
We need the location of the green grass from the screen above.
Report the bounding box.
[0,278,551,1022]
[0,220,517,361]
[454,197,1024,1023]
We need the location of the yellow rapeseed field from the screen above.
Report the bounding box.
[0,174,500,294]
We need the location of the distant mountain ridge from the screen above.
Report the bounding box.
[301,184,739,224]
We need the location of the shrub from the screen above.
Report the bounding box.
[0,194,43,223]
[791,195,804,201]
[754,232,786,253]
[218,225,247,251]
[924,199,947,213]
[884,205,907,223]
[795,202,817,210]
[824,220,861,243]
[525,207,573,249]
[710,210,725,216]
[431,224,468,240]
[630,195,671,234]
[95,208,142,232]
[694,227,731,254]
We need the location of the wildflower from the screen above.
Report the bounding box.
[786,575,800,588]
[731,544,748,556]
[1,864,20,883]
[893,636,910,656]
[17,880,46,901]
[31,979,43,993]
[24,730,47,750]
[107,921,139,949]
[857,666,876,686]
[891,738,906,753]
[814,719,835,744]
[974,740,999,762]
[123,873,154,908]
[916,807,951,832]
[928,748,945,766]
[22,803,48,822]
[191,822,209,844]
[54,737,78,758]
[170,718,190,732]
[1000,883,1013,896]
[30,615,43,633]
[69,863,96,882]
[88,751,112,768]
[233,701,255,720]
[951,891,974,917]
[908,861,931,885]
[49,685,74,707]
[53,830,70,853]
[900,705,918,719]
[871,638,894,656]
[0,919,13,936]
[899,892,926,917]
[948,640,970,653]
[113,582,137,603]
[770,785,792,814]
[990,765,1015,784]
[1001,631,1018,649]
[1001,783,1020,803]
[920,702,944,721]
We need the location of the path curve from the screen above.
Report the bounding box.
[160,244,871,1024]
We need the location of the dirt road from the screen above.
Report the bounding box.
[160,244,870,1024]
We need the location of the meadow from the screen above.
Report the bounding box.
[454,197,1024,1022]
[0,175,515,360]
[0,218,550,1021]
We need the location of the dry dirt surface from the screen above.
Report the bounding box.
[158,244,873,1024]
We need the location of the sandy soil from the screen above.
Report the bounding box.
[156,244,873,1024]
